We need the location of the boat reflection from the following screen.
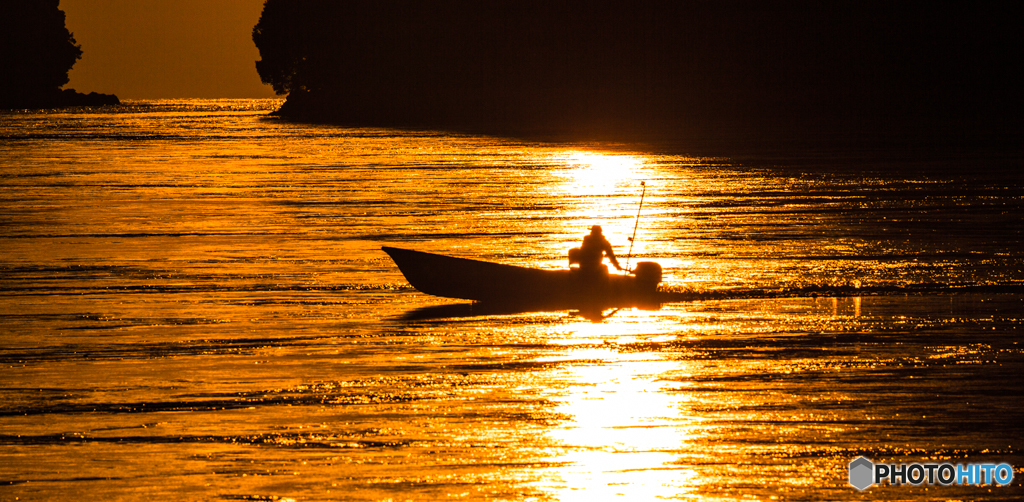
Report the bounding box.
[401,298,663,322]
[397,289,742,322]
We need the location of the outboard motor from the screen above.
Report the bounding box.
[633,261,662,291]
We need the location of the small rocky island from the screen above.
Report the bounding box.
[1,0,118,109]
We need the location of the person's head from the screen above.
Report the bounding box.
[590,225,602,235]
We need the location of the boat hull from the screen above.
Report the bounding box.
[382,246,660,306]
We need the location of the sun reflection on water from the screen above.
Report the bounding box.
[521,311,709,499]
[557,150,645,197]
[534,356,706,499]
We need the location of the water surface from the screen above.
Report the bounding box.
[1,100,1022,501]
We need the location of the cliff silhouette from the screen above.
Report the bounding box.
[1,0,118,109]
[253,1,1020,152]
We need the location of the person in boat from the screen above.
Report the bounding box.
[569,225,624,273]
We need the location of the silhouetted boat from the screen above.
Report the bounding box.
[382,246,662,307]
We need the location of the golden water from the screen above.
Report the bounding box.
[1,100,1021,500]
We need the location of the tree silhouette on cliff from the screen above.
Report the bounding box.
[1,0,117,108]
[253,1,1021,149]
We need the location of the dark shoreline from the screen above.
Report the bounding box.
[1,89,120,110]
[269,94,1023,164]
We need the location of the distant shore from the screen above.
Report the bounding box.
[1,89,120,110]
[269,90,1022,162]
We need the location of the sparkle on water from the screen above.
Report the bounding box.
[0,99,1021,501]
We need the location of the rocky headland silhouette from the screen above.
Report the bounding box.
[252,1,1020,154]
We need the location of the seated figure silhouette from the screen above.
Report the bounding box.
[568,225,623,274]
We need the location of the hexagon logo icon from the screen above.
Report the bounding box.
[849,456,874,490]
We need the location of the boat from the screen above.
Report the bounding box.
[382,246,663,308]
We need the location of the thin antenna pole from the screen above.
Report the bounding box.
[624,181,645,273]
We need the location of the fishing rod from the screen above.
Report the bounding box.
[624,180,645,274]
